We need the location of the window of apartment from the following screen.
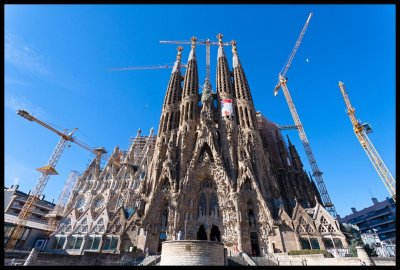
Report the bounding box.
[102,236,118,251]
[67,236,84,250]
[4,223,15,238]
[51,236,66,249]
[85,236,101,250]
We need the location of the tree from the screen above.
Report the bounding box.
[339,223,377,257]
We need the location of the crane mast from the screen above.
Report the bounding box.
[5,131,73,250]
[280,77,336,215]
[273,12,337,217]
[338,81,396,201]
[5,110,105,250]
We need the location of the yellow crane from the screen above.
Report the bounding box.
[273,12,338,218]
[338,81,396,201]
[5,110,106,250]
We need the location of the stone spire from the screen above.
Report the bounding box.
[158,46,183,134]
[216,33,238,185]
[231,40,257,129]
[216,33,235,102]
[180,37,199,125]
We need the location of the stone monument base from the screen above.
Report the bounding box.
[160,240,224,266]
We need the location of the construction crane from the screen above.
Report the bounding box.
[5,110,106,250]
[160,34,230,84]
[277,124,298,130]
[338,81,396,201]
[109,63,187,71]
[272,12,338,218]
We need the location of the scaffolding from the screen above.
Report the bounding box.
[128,128,157,167]
[46,170,81,231]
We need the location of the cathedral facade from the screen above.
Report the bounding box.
[47,34,347,257]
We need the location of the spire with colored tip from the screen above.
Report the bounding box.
[231,40,239,68]
[231,39,256,129]
[172,46,183,74]
[181,36,199,124]
[217,33,225,58]
[159,46,183,134]
[188,36,197,61]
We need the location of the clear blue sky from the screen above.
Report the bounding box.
[5,4,395,218]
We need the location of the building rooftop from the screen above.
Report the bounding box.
[339,197,395,222]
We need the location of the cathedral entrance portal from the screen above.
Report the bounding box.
[250,232,260,256]
[197,225,208,240]
[210,225,221,242]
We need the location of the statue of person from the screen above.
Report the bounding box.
[249,213,255,227]
[177,230,183,240]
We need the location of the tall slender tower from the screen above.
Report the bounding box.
[177,37,200,191]
[145,46,183,196]
[216,33,238,187]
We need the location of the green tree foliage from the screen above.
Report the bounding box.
[339,223,377,257]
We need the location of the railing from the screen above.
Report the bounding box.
[326,248,351,257]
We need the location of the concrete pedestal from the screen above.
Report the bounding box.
[160,240,224,265]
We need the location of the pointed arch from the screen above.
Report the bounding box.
[210,225,221,242]
[197,225,207,240]
[197,143,214,163]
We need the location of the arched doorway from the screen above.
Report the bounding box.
[210,225,221,242]
[197,225,208,240]
[250,232,260,256]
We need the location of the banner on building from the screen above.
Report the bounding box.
[221,99,233,116]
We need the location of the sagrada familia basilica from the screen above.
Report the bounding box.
[46,34,347,257]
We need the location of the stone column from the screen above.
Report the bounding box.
[23,248,39,266]
[356,246,373,266]
[232,192,242,251]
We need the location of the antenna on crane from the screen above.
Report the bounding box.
[272,12,338,218]
[338,81,396,201]
[5,110,106,251]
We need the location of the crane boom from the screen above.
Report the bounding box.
[17,110,105,156]
[274,12,313,96]
[273,13,337,217]
[338,81,396,201]
[6,110,105,250]
[109,63,188,71]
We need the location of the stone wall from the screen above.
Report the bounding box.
[160,240,224,266]
[371,257,396,266]
[27,251,142,266]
